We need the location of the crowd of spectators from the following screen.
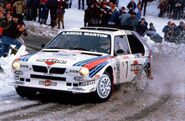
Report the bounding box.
[84,0,161,39]
[0,0,184,47]
[158,0,185,20]
[163,21,185,44]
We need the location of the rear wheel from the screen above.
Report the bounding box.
[15,86,37,98]
[95,72,113,102]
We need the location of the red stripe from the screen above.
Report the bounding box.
[83,57,112,70]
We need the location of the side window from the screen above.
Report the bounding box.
[114,36,130,55]
[127,34,145,55]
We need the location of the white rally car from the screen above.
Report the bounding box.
[11,27,152,101]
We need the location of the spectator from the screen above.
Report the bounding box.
[162,21,173,42]
[56,0,66,29]
[135,3,142,20]
[167,0,175,18]
[108,1,119,26]
[68,0,72,8]
[47,0,57,28]
[99,2,110,26]
[78,0,84,10]
[173,0,183,19]
[87,2,100,26]
[170,21,185,43]
[119,7,131,27]
[146,22,163,43]
[12,0,25,21]
[148,22,156,32]
[136,18,148,36]
[39,0,49,24]
[141,0,148,16]
[125,12,138,30]
[158,0,168,17]
[127,0,136,13]
[0,14,26,57]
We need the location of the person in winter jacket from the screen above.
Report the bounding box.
[108,1,119,26]
[170,21,185,44]
[56,0,66,29]
[162,21,174,42]
[173,0,183,19]
[141,0,148,16]
[125,12,138,30]
[12,0,25,21]
[158,0,168,17]
[0,14,26,57]
[127,0,136,13]
[146,22,163,43]
[39,1,49,24]
[78,0,84,10]
[136,18,148,36]
[119,6,131,26]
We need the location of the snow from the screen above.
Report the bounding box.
[0,0,185,99]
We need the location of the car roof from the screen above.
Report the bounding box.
[64,27,132,36]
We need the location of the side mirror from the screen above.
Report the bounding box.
[41,44,45,48]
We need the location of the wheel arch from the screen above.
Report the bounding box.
[104,66,114,84]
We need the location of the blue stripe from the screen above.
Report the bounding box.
[73,55,110,67]
[20,53,35,61]
[89,62,108,77]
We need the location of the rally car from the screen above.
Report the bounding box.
[11,27,152,102]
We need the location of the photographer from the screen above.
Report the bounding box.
[0,14,27,58]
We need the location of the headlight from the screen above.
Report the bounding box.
[12,60,20,70]
[79,67,89,77]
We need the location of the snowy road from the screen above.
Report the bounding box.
[0,49,185,121]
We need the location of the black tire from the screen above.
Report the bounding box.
[15,86,37,98]
[94,72,113,102]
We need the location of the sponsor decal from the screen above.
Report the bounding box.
[116,60,120,82]
[74,76,83,81]
[14,70,23,75]
[79,81,95,86]
[15,81,24,85]
[131,60,142,75]
[70,70,79,73]
[39,80,57,86]
[36,58,67,65]
[20,65,29,68]
[62,32,109,38]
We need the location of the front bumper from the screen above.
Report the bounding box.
[10,77,98,94]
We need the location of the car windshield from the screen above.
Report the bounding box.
[45,31,111,54]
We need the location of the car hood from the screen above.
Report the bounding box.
[19,50,111,68]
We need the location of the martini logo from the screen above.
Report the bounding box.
[36,58,67,65]
[131,60,142,75]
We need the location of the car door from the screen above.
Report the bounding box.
[126,32,148,81]
[114,35,133,83]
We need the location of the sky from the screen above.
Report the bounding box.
[0,0,185,99]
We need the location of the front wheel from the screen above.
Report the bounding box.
[15,86,37,98]
[95,72,113,102]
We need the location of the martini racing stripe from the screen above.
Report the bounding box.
[89,61,108,77]
[73,55,110,66]
[83,57,111,70]
[20,53,35,61]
